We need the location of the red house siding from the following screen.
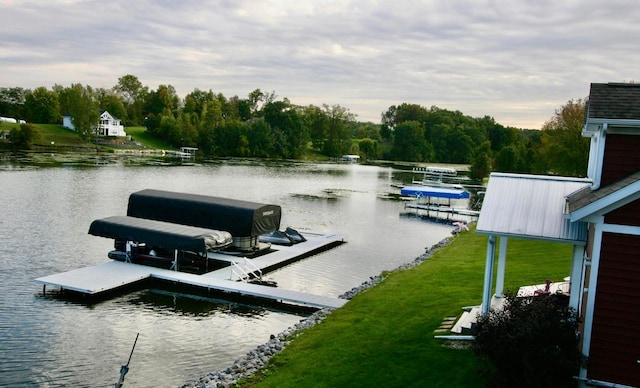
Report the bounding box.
[588,232,640,386]
[601,134,640,186]
[605,198,640,226]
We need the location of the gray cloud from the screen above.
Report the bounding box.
[1,0,638,128]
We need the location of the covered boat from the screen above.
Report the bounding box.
[89,215,233,252]
[89,215,233,270]
[400,185,470,199]
[126,189,282,251]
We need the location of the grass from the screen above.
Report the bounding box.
[244,228,572,387]
[124,126,175,150]
[0,122,176,150]
[1,122,90,148]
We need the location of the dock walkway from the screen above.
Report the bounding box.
[35,261,346,309]
[35,231,347,309]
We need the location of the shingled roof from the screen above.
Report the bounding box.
[566,170,640,222]
[587,82,640,120]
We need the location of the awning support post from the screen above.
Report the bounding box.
[482,235,496,315]
[494,237,508,298]
[569,245,584,311]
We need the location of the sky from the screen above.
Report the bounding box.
[1,0,638,129]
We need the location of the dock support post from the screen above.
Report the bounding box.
[125,241,132,263]
[170,250,179,271]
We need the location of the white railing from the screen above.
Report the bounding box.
[229,257,263,282]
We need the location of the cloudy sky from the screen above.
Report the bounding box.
[1,0,637,128]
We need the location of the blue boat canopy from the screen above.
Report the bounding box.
[400,185,470,199]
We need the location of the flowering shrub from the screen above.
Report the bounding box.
[472,292,581,387]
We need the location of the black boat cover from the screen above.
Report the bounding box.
[88,216,233,252]
[127,189,281,236]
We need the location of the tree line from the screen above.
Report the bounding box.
[380,100,590,178]
[0,74,590,178]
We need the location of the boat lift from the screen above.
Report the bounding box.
[400,185,479,221]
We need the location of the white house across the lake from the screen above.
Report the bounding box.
[62,110,126,137]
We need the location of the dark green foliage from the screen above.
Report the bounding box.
[470,141,492,180]
[473,292,581,387]
[57,83,99,139]
[538,99,589,177]
[9,123,41,149]
[25,87,60,124]
[0,87,27,119]
[0,76,591,169]
[390,120,429,161]
[356,138,378,159]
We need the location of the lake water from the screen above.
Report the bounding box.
[0,155,458,387]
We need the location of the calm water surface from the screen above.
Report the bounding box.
[0,156,455,387]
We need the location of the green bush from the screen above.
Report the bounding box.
[472,292,581,387]
[9,123,41,150]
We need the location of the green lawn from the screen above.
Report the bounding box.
[124,126,175,150]
[245,228,572,387]
[0,122,175,150]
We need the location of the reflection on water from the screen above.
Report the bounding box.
[0,154,457,387]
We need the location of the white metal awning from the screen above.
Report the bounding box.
[476,173,591,243]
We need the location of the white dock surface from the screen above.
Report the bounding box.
[35,261,153,294]
[35,231,347,309]
[206,230,344,280]
[36,261,346,308]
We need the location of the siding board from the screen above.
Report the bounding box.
[605,198,640,225]
[601,134,640,186]
[588,233,640,386]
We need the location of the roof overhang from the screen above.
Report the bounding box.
[582,118,640,136]
[567,172,640,222]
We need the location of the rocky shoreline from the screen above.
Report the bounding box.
[181,237,453,388]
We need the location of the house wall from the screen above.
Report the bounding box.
[601,133,640,186]
[605,197,640,226]
[587,232,640,386]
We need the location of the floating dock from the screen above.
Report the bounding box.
[35,231,346,309]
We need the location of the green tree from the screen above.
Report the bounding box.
[390,121,427,162]
[354,122,381,141]
[245,119,275,158]
[304,104,327,151]
[263,99,308,158]
[538,98,589,176]
[0,87,27,120]
[57,84,99,139]
[494,144,528,173]
[357,138,378,160]
[322,104,355,157]
[25,87,60,124]
[381,103,428,132]
[114,74,147,125]
[145,84,179,135]
[469,141,492,180]
[9,123,41,149]
[96,89,127,124]
[211,120,246,156]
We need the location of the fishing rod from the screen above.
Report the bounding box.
[115,332,139,388]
